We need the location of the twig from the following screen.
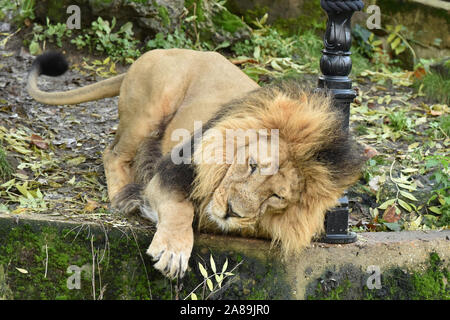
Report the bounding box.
[44,244,48,278]
[90,235,96,301]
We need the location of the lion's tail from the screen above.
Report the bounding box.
[27,51,125,106]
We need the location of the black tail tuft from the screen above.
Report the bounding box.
[32,51,68,77]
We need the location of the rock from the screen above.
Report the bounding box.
[352,0,450,63]
[32,0,249,46]
[0,22,11,32]
[430,57,450,79]
[34,0,185,34]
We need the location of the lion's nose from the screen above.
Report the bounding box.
[225,202,242,219]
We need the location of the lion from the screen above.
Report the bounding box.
[27,48,368,279]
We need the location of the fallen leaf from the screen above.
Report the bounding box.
[30,134,49,150]
[364,145,378,159]
[84,199,100,212]
[430,110,443,116]
[67,156,86,166]
[230,57,258,65]
[383,204,401,223]
[16,267,28,274]
[413,67,426,80]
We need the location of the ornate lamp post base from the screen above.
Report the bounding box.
[317,0,364,244]
[321,196,357,244]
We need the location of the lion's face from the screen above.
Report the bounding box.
[206,138,301,231]
[190,84,368,255]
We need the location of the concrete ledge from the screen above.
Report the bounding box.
[0,213,448,300]
[292,231,450,299]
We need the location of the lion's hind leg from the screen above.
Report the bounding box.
[109,133,164,220]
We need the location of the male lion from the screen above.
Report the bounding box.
[28,49,367,278]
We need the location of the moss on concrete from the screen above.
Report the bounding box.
[363,252,449,300]
[308,252,449,300]
[0,217,289,300]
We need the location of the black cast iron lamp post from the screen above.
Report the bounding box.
[317,0,365,244]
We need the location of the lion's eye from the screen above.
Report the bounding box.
[272,194,284,200]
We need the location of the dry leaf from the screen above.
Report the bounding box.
[84,199,100,212]
[30,134,49,150]
[16,267,29,274]
[383,205,401,223]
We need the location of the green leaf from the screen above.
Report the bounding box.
[222,258,228,273]
[378,199,396,210]
[270,59,283,71]
[15,267,28,274]
[428,206,442,215]
[206,278,214,291]
[253,46,261,60]
[191,293,198,300]
[259,13,268,25]
[16,184,30,197]
[215,274,224,288]
[29,41,41,56]
[398,199,412,212]
[391,37,402,50]
[387,33,396,43]
[371,40,383,47]
[67,156,86,166]
[210,255,216,274]
[400,190,418,201]
[198,262,208,279]
[398,183,416,191]
[395,45,406,55]
[383,222,401,231]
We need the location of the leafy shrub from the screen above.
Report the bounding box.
[28,18,72,55]
[71,17,140,63]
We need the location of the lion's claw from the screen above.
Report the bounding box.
[146,228,193,279]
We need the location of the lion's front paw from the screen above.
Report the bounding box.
[146,227,193,279]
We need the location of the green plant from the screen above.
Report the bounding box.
[0,146,13,182]
[28,18,72,55]
[185,255,240,300]
[230,14,322,82]
[414,72,450,105]
[146,29,196,50]
[0,0,35,22]
[423,155,449,227]
[388,110,412,132]
[71,17,140,64]
[385,25,415,60]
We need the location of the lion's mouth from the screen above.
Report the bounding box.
[225,201,242,219]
